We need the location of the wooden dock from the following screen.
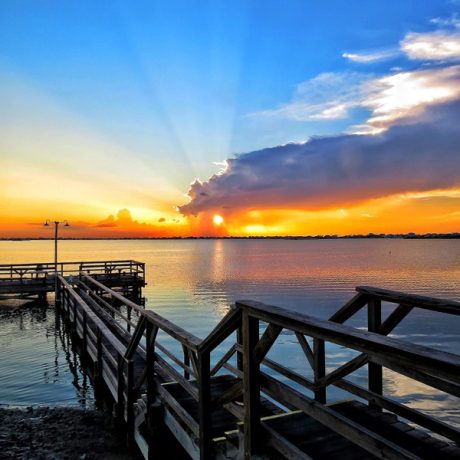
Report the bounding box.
[8,260,460,459]
[0,260,145,300]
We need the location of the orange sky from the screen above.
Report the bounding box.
[2,189,460,238]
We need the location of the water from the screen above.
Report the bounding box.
[1,239,459,424]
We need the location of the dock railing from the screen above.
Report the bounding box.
[0,260,145,281]
[57,274,460,460]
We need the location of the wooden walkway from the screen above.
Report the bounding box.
[53,267,460,459]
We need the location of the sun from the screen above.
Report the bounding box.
[213,214,224,226]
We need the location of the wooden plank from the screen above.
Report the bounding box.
[335,379,460,445]
[356,286,460,315]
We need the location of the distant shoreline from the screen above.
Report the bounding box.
[1,233,460,241]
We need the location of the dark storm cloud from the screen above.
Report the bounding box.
[179,99,460,215]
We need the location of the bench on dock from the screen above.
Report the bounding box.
[55,270,460,460]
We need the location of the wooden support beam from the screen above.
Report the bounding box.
[329,292,368,324]
[380,304,413,335]
[368,298,382,406]
[253,323,283,364]
[243,311,260,459]
[314,353,368,389]
[295,332,314,368]
[313,338,326,403]
[124,316,146,360]
[198,350,212,460]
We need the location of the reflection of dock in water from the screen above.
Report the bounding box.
[3,258,460,459]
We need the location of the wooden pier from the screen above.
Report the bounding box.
[7,260,460,459]
[52,264,460,459]
[0,260,145,300]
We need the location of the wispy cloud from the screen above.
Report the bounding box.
[342,49,399,63]
[430,13,460,28]
[250,72,370,121]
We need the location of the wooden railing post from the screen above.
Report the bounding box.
[183,345,190,380]
[95,329,103,398]
[198,349,212,460]
[82,311,88,353]
[313,338,326,403]
[146,323,156,410]
[117,354,125,420]
[243,310,260,459]
[237,323,244,372]
[368,297,382,406]
[126,359,135,446]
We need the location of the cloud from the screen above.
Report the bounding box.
[430,13,460,29]
[342,49,399,63]
[401,31,460,61]
[95,209,134,227]
[250,72,371,121]
[360,65,460,131]
[251,65,460,133]
[179,98,460,216]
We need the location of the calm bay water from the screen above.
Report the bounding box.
[1,239,459,425]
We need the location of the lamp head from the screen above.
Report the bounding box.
[44,220,50,227]
[64,221,70,227]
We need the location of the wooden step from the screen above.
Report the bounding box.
[263,410,373,459]
[333,401,460,460]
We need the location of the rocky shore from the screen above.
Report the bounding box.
[0,406,140,459]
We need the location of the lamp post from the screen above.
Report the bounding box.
[44,220,69,301]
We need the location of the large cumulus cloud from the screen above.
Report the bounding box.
[179,99,460,216]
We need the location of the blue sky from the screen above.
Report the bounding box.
[2,1,460,236]
[2,1,455,168]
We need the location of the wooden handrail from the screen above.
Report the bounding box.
[236,299,460,384]
[357,286,460,314]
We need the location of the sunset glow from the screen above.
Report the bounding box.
[1,2,460,238]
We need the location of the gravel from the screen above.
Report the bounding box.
[0,406,141,459]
